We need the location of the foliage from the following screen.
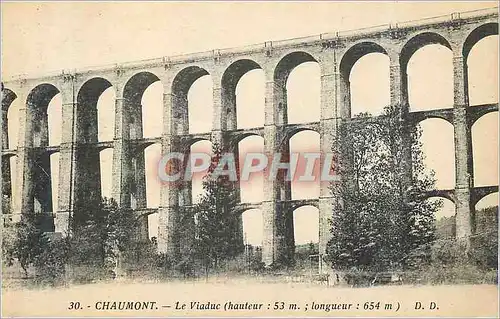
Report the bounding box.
[470,206,498,270]
[326,104,439,272]
[33,235,70,285]
[191,141,244,274]
[68,197,138,280]
[4,214,49,277]
[432,206,498,270]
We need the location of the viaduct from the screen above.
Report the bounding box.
[1,7,499,266]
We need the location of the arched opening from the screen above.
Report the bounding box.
[189,139,213,204]
[476,192,499,211]
[26,84,61,147]
[241,208,264,264]
[32,151,53,230]
[466,36,499,106]
[171,66,211,135]
[2,155,16,214]
[97,87,116,142]
[222,59,264,130]
[286,62,320,124]
[6,100,19,149]
[401,33,453,111]
[75,78,114,204]
[142,82,164,138]
[188,76,213,134]
[76,77,114,143]
[350,53,390,116]
[2,88,17,149]
[49,152,60,214]
[144,143,162,208]
[340,42,389,117]
[123,71,163,139]
[475,192,498,234]
[463,23,499,106]
[274,52,319,125]
[236,70,265,129]
[238,135,264,203]
[289,130,320,200]
[47,93,62,146]
[472,112,498,187]
[148,213,158,241]
[417,119,455,189]
[293,205,319,267]
[474,192,497,268]
[430,197,456,239]
[99,148,114,199]
[241,208,263,245]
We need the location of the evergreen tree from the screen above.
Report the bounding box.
[327,104,439,271]
[192,141,243,274]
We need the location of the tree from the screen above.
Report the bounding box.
[69,197,138,278]
[5,214,48,277]
[326,104,439,272]
[192,141,243,275]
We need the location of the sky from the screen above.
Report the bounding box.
[2,1,499,245]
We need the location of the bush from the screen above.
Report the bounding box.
[34,236,69,286]
[415,263,497,285]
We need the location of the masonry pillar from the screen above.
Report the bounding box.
[214,79,244,252]
[453,54,474,242]
[55,81,77,234]
[318,60,338,257]
[13,90,34,220]
[1,100,9,149]
[112,96,131,208]
[390,54,413,190]
[157,91,180,256]
[129,102,148,241]
[262,75,288,266]
[1,92,12,214]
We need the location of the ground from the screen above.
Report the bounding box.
[2,275,498,317]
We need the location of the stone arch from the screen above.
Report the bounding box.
[473,192,498,240]
[1,88,17,149]
[463,23,499,106]
[463,22,499,60]
[400,32,452,69]
[26,83,61,147]
[222,59,263,130]
[123,71,162,139]
[274,51,320,125]
[340,41,388,78]
[472,111,498,187]
[74,77,114,207]
[171,66,211,134]
[400,32,453,110]
[429,197,456,239]
[229,132,262,151]
[76,77,114,143]
[339,42,390,117]
[281,126,319,148]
